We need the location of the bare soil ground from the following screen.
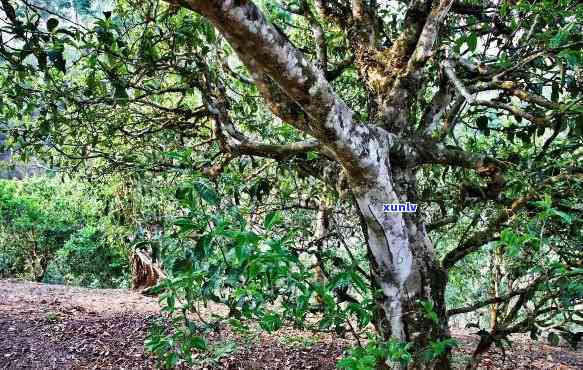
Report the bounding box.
[0,279,581,369]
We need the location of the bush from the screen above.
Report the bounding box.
[56,226,129,288]
[0,178,76,281]
[0,176,129,288]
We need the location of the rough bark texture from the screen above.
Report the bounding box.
[165,0,459,368]
[353,161,450,368]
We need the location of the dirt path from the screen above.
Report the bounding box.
[0,279,159,369]
[1,279,581,369]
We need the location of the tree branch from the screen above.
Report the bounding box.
[298,0,328,70]
[442,60,554,128]
[381,0,453,132]
[442,172,582,269]
[448,278,542,316]
[408,0,455,70]
[209,87,328,161]
[167,0,392,178]
[420,77,457,135]
[325,54,355,81]
[313,0,351,27]
[441,194,536,269]
[412,138,503,171]
[474,100,549,128]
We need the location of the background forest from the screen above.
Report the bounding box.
[0,0,582,369]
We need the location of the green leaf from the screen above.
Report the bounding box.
[164,292,175,311]
[113,83,128,102]
[549,24,574,48]
[235,242,251,262]
[330,272,352,289]
[418,299,439,324]
[558,50,581,67]
[175,184,194,205]
[551,82,560,102]
[188,335,207,350]
[336,357,357,369]
[263,211,282,230]
[259,312,282,332]
[476,116,489,131]
[306,150,319,161]
[47,18,59,32]
[548,332,560,346]
[47,49,66,73]
[194,181,218,205]
[166,352,179,368]
[174,218,199,235]
[228,318,250,334]
[551,209,572,224]
[318,315,334,330]
[466,33,478,52]
[224,230,260,246]
[350,271,368,293]
[195,233,212,258]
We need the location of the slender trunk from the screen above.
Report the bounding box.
[352,161,450,369]
[314,200,329,306]
[33,254,49,283]
[467,250,503,369]
[489,248,502,330]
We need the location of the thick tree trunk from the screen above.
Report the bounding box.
[352,160,450,369]
[168,0,454,367]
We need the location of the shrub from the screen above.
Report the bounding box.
[56,226,129,288]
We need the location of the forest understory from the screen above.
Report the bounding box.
[1,279,581,370]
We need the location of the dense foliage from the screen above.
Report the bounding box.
[0,175,129,286]
[0,0,582,369]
